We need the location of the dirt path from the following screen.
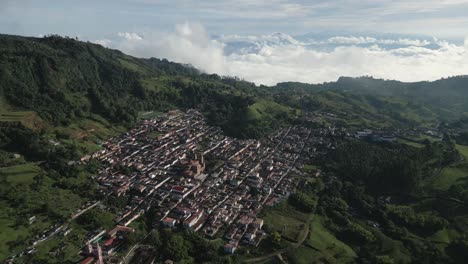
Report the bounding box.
[277,253,287,264]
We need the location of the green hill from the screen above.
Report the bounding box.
[274,75,468,125]
[0,34,299,139]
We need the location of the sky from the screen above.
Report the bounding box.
[1,0,468,85]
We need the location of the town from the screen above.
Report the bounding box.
[4,109,447,264]
[71,109,347,263]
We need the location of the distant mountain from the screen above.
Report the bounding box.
[274,76,468,123]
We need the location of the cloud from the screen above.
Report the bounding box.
[325,36,431,46]
[129,0,314,19]
[96,23,468,86]
[95,39,112,46]
[117,32,143,41]
[224,39,468,85]
[108,22,226,73]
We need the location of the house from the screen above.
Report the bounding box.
[28,216,36,225]
[171,185,187,196]
[224,243,237,254]
[80,256,95,264]
[184,210,203,229]
[162,217,177,228]
[253,218,264,229]
[104,237,115,247]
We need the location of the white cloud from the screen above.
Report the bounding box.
[224,41,468,85]
[95,39,112,46]
[326,36,431,46]
[117,32,143,41]
[96,23,468,86]
[107,22,226,73]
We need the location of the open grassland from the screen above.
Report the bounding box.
[49,117,125,155]
[456,144,468,160]
[0,97,46,130]
[398,139,425,148]
[428,228,458,244]
[370,228,412,263]
[264,211,306,242]
[262,204,310,243]
[430,165,468,191]
[0,163,41,185]
[305,216,356,262]
[0,202,52,259]
[0,111,45,130]
[302,164,319,173]
[427,144,468,191]
[138,111,163,120]
[246,100,298,122]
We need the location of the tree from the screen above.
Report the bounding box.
[163,234,189,261]
[271,231,282,248]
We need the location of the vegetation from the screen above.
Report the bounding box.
[2,34,468,263]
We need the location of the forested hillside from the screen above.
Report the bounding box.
[274,75,468,123]
[0,34,295,139]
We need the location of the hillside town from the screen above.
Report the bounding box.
[4,109,448,264]
[68,109,346,263]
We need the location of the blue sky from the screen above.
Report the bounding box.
[1,0,468,84]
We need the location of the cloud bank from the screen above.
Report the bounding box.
[96,23,468,86]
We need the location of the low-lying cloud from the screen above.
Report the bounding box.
[96,23,468,85]
[98,22,226,74]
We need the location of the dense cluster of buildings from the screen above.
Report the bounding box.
[5,108,449,263]
[78,109,340,260]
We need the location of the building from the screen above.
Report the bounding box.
[224,243,237,254]
[162,217,177,228]
[80,256,95,264]
[253,218,264,229]
[182,152,206,178]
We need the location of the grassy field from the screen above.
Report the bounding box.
[139,111,163,120]
[370,228,412,263]
[427,144,468,191]
[49,117,125,155]
[284,245,320,264]
[303,164,318,173]
[398,139,424,148]
[456,144,468,160]
[0,163,88,259]
[0,98,45,130]
[52,117,122,141]
[305,217,356,262]
[430,165,468,191]
[0,213,29,258]
[245,99,299,122]
[264,212,306,242]
[0,111,45,130]
[428,228,456,244]
[0,163,41,185]
[0,202,52,259]
[262,204,310,243]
